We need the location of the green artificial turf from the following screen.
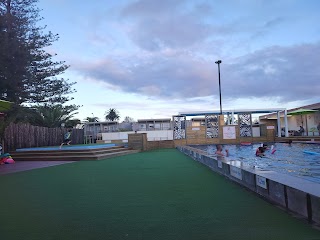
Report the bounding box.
[0,149,319,240]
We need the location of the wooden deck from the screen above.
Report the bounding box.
[276,136,320,143]
[10,146,140,161]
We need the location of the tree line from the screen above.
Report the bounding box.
[0,0,78,134]
[0,0,87,149]
[0,0,135,146]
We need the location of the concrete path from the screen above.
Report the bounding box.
[0,161,75,175]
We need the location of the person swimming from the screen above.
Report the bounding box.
[256,147,265,157]
[215,144,229,157]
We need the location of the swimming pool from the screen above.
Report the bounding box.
[191,143,320,183]
[15,144,117,152]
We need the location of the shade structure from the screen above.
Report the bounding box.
[287,108,319,136]
[0,99,13,112]
[287,108,318,115]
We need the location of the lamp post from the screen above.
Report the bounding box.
[215,60,222,114]
[92,113,95,143]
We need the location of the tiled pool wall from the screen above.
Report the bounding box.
[177,145,320,227]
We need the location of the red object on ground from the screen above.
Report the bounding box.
[0,157,15,164]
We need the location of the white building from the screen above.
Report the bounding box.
[259,102,320,136]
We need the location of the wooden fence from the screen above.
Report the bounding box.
[3,123,84,151]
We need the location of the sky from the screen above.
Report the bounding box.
[37,0,320,122]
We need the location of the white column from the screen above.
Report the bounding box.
[231,111,235,125]
[284,109,289,137]
[277,111,281,137]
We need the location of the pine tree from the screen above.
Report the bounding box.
[0,0,76,104]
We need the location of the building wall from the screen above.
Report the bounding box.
[174,123,276,147]
[101,124,276,145]
[262,113,320,136]
[281,114,320,135]
[101,130,174,142]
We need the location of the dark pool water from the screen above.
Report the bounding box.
[191,143,320,183]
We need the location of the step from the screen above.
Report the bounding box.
[11,147,127,157]
[12,149,140,161]
[11,146,124,155]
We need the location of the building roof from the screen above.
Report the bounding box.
[289,102,320,111]
[259,102,320,120]
[178,108,286,116]
[137,118,171,122]
[84,121,119,125]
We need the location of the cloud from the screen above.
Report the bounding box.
[72,51,215,99]
[91,95,216,120]
[121,0,184,18]
[120,0,216,51]
[72,42,320,105]
[40,0,320,122]
[69,0,320,108]
[223,42,320,102]
[76,0,292,58]
[117,0,290,53]
[263,17,284,28]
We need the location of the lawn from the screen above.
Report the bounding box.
[0,149,319,240]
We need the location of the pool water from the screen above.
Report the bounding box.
[15,143,117,152]
[192,143,320,183]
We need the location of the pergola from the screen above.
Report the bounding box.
[177,108,289,137]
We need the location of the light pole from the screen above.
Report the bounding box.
[92,113,95,143]
[215,60,222,114]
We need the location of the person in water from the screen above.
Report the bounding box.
[215,144,229,157]
[256,147,265,157]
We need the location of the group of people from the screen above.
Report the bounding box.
[215,142,287,158]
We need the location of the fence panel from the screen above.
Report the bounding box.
[3,123,84,151]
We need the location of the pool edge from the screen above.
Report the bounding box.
[177,145,320,228]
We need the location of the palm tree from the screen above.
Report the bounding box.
[0,104,46,142]
[65,119,81,128]
[84,116,99,122]
[33,104,78,128]
[105,108,120,121]
[123,116,134,123]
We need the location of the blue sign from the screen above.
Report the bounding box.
[256,175,267,189]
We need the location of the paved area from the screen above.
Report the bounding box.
[0,161,75,175]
